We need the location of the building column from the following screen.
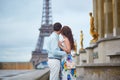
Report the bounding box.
[98,0,104,39]
[104,0,113,38]
[113,0,120,36]
[93,0,98,33]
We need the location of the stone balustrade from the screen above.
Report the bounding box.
[0,62,33,70]
[76,63,120,80]
[0,68,49,80]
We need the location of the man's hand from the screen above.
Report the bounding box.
[58,41,62,47]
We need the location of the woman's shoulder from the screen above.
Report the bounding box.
[64,37,71,48]
[64,37,69,42]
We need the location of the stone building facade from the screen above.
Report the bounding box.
[79,0,120,64]
[77,0,120,80]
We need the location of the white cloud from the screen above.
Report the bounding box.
[0,47,32,62]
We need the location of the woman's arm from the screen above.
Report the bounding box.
[58,38,71,53]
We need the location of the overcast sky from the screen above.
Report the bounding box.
[0,0,92,62]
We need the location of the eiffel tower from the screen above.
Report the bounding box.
[30,0,53,68]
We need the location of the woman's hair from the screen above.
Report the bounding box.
[61,26,75,50]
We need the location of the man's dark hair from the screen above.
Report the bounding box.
[53,22,62,31]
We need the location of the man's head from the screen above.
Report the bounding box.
[53,22,62,34]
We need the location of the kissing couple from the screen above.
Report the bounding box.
[47,22,76,80]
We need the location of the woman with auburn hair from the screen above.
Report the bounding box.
[59,26,76,80]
